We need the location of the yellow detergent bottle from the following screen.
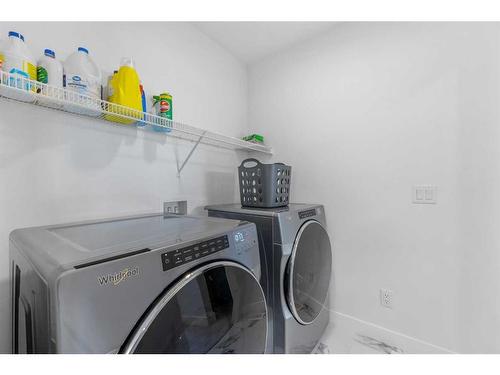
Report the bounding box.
[105,57,143,124]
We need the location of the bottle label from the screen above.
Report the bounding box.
[160,100,170,113]
[24,61,36,81]
[65,73,100,98]
[155,93,173,120]
[37,66,48,83]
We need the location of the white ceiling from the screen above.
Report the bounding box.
[193,22,337,64]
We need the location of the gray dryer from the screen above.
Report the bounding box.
[206,203,332,353]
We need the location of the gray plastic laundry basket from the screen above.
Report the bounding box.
[238,158,292,208]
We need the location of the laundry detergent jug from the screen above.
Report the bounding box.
[63,47,102,116]
[37,48,64,108]
[0,31,36,102]
[105,57,143,125]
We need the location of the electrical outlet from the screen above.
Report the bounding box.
[163,200,187,215]
[380,288,394,309]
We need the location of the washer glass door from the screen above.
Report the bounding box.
[286,220,332,325]
[122,261,267,354]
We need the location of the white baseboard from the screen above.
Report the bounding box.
[315,311,455,354]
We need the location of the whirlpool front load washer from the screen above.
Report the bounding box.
[10,213,267,354]
[206,203,332,354]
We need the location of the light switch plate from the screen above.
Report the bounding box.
[413,186,437,204]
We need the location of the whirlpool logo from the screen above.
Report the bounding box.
[97,267,140,286]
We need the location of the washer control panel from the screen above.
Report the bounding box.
[233,228,257,254]
[161,235,229,271]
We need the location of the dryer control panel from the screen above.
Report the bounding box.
[298,208,317,219]
[161,235,229,271]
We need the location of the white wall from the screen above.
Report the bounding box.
[0,22,249,353]
[249,22,500,353]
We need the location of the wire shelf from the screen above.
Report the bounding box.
[0,71,272,156]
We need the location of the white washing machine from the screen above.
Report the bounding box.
[10,213,268,353]
[206,203,332,353]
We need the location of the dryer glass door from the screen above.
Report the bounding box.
[286,220,332,325]
[122,261,267,354]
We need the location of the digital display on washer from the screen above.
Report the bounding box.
[161,235,229,271]
[298,209,317,219]
[234,232,245,243]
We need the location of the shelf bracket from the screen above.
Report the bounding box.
[177,131,206,177]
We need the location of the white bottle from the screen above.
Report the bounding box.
[63,47,102,115]
[0,31,36,103]
[37,49,64,108]
[38,49,63,87]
